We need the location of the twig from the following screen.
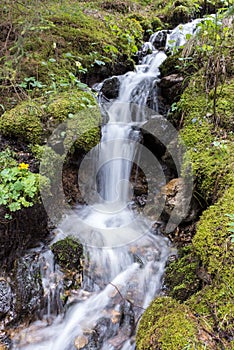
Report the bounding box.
[109,282,146,311]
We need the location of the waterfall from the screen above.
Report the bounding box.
[12,18,200,350]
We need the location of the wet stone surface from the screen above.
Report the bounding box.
[0,279,11,318]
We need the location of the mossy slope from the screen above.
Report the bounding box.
[136,10,234,350]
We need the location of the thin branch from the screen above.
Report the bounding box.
[109,282,146,311]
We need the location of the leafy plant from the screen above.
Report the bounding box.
[18,76,45,90]
[0,149,49,217]
[104,16,143,57]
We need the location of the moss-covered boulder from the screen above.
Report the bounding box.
[51,237,83,291]
[0,101,44,144]
[51,237,83,271]
[0,89,101,151]
[136,296,213,349]
[137,10,234,349]
[139,137,234,350]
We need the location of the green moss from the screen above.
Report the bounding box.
[46,90,101,152]
[215,80,234,132]
[178,76,234,203]
[136,297,205,350]
[0,89,101,151]
[2,1,145,89]
[161,187,234,346]
[0,101,44,144]
[164,245,201,301]
[168,5,194,26]
[51,237,83,271]
[193,185,234,275]
[63,107,101,152]
[137,196,234,349]
[46,90,97,123]
[187,275,234,345]
[160,52,181,77]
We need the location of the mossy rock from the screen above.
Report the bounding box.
[62,107,101,153]
[136,296,207,350]
[164,245,201,301]
[0,101,44,144]
[168,5,193,26]
[162,185,234,348]
[51,237,83,271]
[46,90,97,123]
[45,90,101,152]
[0,89,101,152]
[159,52,181,77]
[214,80,234,132]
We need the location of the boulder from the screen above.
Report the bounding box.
[100,76,121,99]
[159,74,185,105]
[13,253,44,321]
[0,279,11,318]
[159,74,184,89]
[154,178,199,228]
[150,30,168,50]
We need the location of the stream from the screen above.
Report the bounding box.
[12,19,201,350]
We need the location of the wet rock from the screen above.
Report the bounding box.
[74,335,88,349]
[0,279,11,318]
[0,331,11,349]
[0,204,48,270]
[51,238,83,291]
[86,60,134,87]
[94,317,118,345]
[155,178,200,227]
[150,30,168,50]
[119,300,135,336]
[159,74,185,104]
[141,42,153,56]
[13,253,43,322]
[137,42,154,62]
[100,76,121,100]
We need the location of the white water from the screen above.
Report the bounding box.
[13,19,201,350]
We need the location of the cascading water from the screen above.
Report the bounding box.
[12,18,200,350]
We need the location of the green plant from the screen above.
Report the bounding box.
[0,149,49,217]
[40,54,89,94]
[18,76,45,90]
[0,163,39,213]
[104,16,143,57]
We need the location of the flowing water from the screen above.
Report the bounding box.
[13,19,201,350]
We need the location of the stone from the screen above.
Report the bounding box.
[159,74,185,105]
[155,178,199,227]
[74,335,88,349]
[0,279,11,317]
[159,74,184,89]
[100,76,120,99]
[14,253,43,318]
[150,30,168,50]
